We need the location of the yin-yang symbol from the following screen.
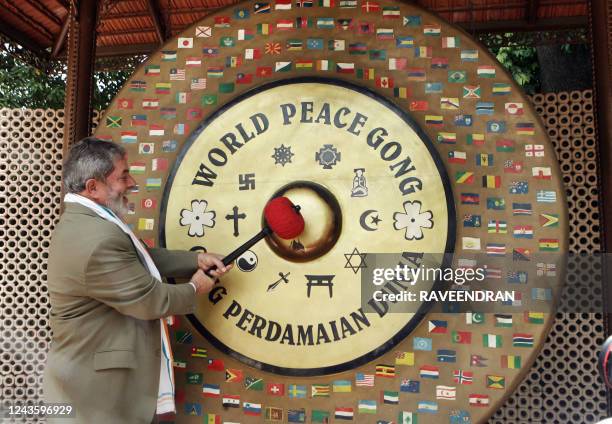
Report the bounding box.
[236,250,258,272]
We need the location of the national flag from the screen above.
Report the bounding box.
[358,400,377,414]
[496,139,514,152]
[257,23,273,35]
[525,311,545,324]
[275,0,291,9]
[254,2,271,13]
[436,385,456,400]
[417,401,438,413]
[376,76,393,88]
[296,0,313,6]
[145,65,160,76]
[425,115,443,126]
[493,82,511,95]
[454,114,473,126]
[356,373,375,386]
[461,193,480,205]
[428,320,447,334]
[161,50,176,61]
[448,70,466,83]
[339,0,357,7]
[448,151,467,164]
[307,38,324,49]
[468,394,490,406]
[476,153,494,167]
[129,80,146,91]
[455,171,474,184]
[532,166,552,180]
[437,349,456,362]
[312,410,330,423]
[267,383,284,395]
[388,57,407,70]
[275,61,292,72]
[362,1,380,11]
[130,162,146,174]
[461,49,478,61]
[466,134,485,146]
[222,395,240,408]
[525,144,545,157]
[202,94,217,106]
[295,60,313,70]
[440,134,457,147]
[395,351,414,366]
[425,82,442,92]
[537,262,557,277]
[452,330,471,344]
[316,60,332,71]
[265,407,283,421]
[219,82,235,93]
[173,359,186,368]
[349,42,367,54]
[463,85,481,99]
[106,116,122,128]
[470,354,487,367]
[376,364,395,377]
[155,82,171,94]
[191,346,207,358]
[120,131,137,144]
[415,46,432,58]
[244,376,264,390]
[400,379,420,393]
[377,28,394,40]
[220,36,237,47]
[462,237,480,250]
[131,114,147,126]
[537,213,558,228]
[295,16,314,28]
[319,0,334,6]
[382,390,399,404]
[532,287,553,300]
[407,67,426,80]
[225,368,243,382]
[311,384,331,397]
[288,384,307,398]
[504,159,523,173]
[431,57,449,68]
[501,355,521,369]
[244,48,262,60]
[486,243,505,256]
[420,365,439,379]
[424,24,441,35]
[161,140,177,152]
[332,380,351,393]
[399,411,419,423]
[178,37,193,48]
[243,402,262,416]
[512,202,532,215]
[477,65,496,77]
[396,36,414,47]
[487,197,505,210]
[513,333,534,347]
[487,375,506,389]
[316,17,335,28]
[476,101,494,115]
[335,408,354,420]
[394,87,410,98]
[149,124,164,136]
[483,334,502,348]
[487,220,507,234]
[463,214,481,227]
[202,46,219,56]
[482,175,501,188]
[382,6,400,18]
[505,102,524,115]
[441,97,460,109]
[453,370,473,384]
[413,337,432,351]
[513,225,533,238]
[202,384,221,397]
[507,271,528,284]
[537,190,557,203]
[336,62,355,73]
[442,36,459,48]
[117,98,133,110]
[185,403,202,416]
[488,121,507,134]
[517,122,536,135]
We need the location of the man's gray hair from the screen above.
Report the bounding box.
[63,137,126,193]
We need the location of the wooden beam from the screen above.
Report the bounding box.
[23,0,63,26]
[0,14,48,55]
[95,43,158,57]
[146,0,167,44]
[103,5,221,20]
[526,0,540,25]
[51,14,70,58]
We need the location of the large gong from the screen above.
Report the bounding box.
[96,0,567,422]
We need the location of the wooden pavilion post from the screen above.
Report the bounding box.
[590,0,612,414]
[62,0,99,150]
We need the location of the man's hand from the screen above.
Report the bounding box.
[197,252,233,279]
[190,269,216,295]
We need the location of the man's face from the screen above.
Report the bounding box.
[92,155,136,217]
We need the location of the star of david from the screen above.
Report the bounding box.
[344,247,368,274]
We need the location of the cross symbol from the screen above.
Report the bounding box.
[225,206,246,237]
[270,385,280,393]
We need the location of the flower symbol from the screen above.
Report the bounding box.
[180,200,216,237]
[393,200,434,240]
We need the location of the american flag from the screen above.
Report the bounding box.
[453,369,473,384]
[355,373,374,387]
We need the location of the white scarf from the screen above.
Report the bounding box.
[64,193,176,414]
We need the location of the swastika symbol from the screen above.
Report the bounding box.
[238,173,256,190]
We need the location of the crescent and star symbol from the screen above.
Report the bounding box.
[359,209,381,231]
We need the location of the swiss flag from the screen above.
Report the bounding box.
[267,383,285,396]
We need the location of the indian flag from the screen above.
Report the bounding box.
[483,334,502,348]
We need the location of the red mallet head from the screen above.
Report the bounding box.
[264,196,304,239]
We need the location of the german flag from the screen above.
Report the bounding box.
[375,364,395,378]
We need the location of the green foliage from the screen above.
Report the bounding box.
[484,33,541,94]
[0,48,132,110]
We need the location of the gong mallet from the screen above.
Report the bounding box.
[206,196,305,276]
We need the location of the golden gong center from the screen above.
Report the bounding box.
[162,80,453,375]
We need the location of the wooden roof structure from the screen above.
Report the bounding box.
[0,0,589,59]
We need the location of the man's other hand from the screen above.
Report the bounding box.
[190,269,216,295]
[197,253,232,278]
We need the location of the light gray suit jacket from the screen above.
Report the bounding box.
[44,202,198,423]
